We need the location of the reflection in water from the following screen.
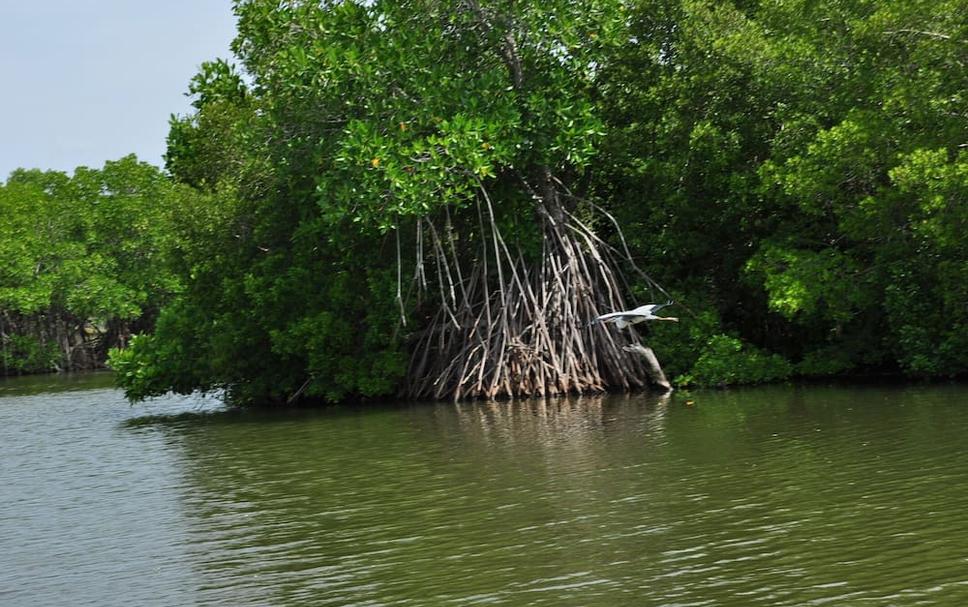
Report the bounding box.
[166,393,675,606]
[0,370,116,397]
[445,392,670,446]
[0,384,220,607]
[165,386,968,605]
[4,381,968,605]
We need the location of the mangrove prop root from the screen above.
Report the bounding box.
[403,192,661,401]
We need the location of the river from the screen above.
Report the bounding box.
[3,373,968,605]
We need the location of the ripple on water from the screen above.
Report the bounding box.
[4,381,968,605]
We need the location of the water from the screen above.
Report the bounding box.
[3,374,968,606]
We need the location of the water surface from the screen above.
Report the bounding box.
[3,374,968,605]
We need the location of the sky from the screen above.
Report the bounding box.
[0,1,238,179]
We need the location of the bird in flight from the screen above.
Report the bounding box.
[592,302,677,329]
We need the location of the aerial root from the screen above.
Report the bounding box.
[403,190,658,401]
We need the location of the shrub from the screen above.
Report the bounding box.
[678,334,792,388]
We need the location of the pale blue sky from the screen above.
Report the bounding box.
[0,1,238,179]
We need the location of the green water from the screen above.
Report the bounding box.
[3,374,968,605]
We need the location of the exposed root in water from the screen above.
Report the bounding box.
[403,180,666,401]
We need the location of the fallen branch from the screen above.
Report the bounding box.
[623,344,672,392]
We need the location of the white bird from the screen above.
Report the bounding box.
[592,302,677,329]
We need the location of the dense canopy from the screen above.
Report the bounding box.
[2,0,964,402]
[0,157,185,374]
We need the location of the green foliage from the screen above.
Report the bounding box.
[745,246,871,323]
[642,303,721,380]
[166,61,257,190]
[115,0,639,404]
[1,157,182,321]
[226,0,621,231]
[678,334,793,388]
[108,301,215,401]
[796,346,857,378]
[599,0,967,382]
[642,298,793,387]
[0,334,60,374]
[0,156,187,374]
[109,0,967,401]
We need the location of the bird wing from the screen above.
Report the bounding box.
[594,311,637,323]
[631,302,674,316]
